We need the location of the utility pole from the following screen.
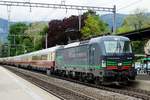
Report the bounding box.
[34,36,35,49]
[13,35,16,56]
[113,5,116,34]
[78,10,81,31]
[7,5,11,33]
[61,0,65,5]
[8,44,10,56]
[45,33,48,49]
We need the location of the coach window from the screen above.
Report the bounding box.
[32,56,39,60]
[41,55,47,60]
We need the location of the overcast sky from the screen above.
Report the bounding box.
[0,0,150,21]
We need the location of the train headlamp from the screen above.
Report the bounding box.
[102,60,106,67]
[132,63,135,67]
[118,63,122,66]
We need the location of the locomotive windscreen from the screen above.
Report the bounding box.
[104,41,132,54]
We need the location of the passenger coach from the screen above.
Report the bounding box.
[0,35,137,84]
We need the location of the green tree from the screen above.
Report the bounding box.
[22,38,33,52]
[117,9,150,55]
[131,40,147,54]
[8,23,28,56]
[117,8,150,33]
[0,44,8,57]
[81,13,109,38]
[9,23,28,44]
[24,22,48,50]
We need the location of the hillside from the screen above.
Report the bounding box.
[0,18,8,33]
[101,13,127,29]
[0,18,9,43]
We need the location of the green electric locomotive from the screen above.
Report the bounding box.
[55,36,136,84]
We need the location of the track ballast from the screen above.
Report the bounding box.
[3,65,150,100]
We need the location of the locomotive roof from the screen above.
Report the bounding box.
[89,35,130,43]
[63,35,130,49]
[64,42,80,48]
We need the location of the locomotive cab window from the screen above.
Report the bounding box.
[104,41,132,54]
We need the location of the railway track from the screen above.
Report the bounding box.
[58,75,150,100]
[4,65,150,100]
[4,66,96,100]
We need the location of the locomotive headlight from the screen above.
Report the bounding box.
[118,63,122,66]
[102,60,106,67]
[132,63,135,67]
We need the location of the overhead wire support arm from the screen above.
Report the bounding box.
[0,1,114,12]
[0,1,116,34]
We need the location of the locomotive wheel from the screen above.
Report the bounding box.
[148,72,150,75]
[79,77,84,82]
[94,77,101,85]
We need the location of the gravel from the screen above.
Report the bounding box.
[6,66,140,100]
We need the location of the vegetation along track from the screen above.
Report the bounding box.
[4,66,96,100]
[4,65,150,100]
